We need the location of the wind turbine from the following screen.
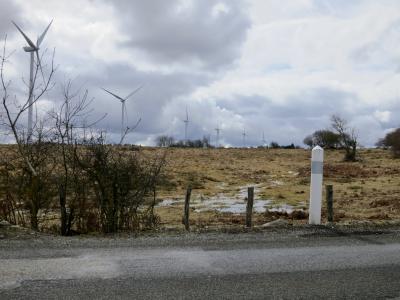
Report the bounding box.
[215,125,221,148]
[102,85,143,143]
[12,20,53,141]
[262,131,267,147]
[242,128,247,148]
[183,107,189,145]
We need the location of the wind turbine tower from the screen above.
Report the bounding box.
[183,107,189,145]
[12,20,53,141]
[242,128,247,148]
[102,85,143,143]
[262,131,267,147]
[215,125,221,148]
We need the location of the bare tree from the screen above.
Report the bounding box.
[50,79,99,235]
[74,134,165,233]
[1,36,57,230]
[331,115,358,161]
[1,36,166,234]
[156,135,175,147]
[1,35,56,175]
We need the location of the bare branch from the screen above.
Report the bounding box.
[1,37,57,175]
[119,117,141,145]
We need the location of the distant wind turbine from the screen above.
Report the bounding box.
[183,107,189,145]
[242,128,247,148]
[262,131,267,147]
[102,85,143,143]
[215,125,221,148]
[12,20,53,141]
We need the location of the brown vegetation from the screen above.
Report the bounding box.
[1,146,400,233]
[151,147,400,227]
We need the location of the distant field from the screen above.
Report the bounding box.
[144,147,400,227]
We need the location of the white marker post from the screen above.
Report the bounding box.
[309,146,324,225]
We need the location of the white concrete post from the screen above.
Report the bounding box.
[309,145,324,225]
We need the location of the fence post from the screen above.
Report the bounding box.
[183,186,192,231]
[309,146,324,225]
[326,185,333,223]
[246,187,254,228]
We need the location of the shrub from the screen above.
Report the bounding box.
[303,130,341,149]
[376,128,400,158]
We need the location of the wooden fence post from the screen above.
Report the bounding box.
[326,185,333,223]
[183,186,192,231]
[246,187,254,228]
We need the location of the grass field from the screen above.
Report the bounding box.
[145,147,400,228]
[2,146,399,231]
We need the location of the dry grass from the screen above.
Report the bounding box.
[139,147,400,226]
[2,146,399,229]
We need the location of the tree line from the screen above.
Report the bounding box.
[156,135,212,148]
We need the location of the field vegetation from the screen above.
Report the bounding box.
[1,145,400,234]
[150,147,400,228]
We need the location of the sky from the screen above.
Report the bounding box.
[0,0,399,147]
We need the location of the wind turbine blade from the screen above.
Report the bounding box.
[35,51,46,83]
[124,101,128,125]
[121,101,125,132]
[124,84,143,101]
[37,20,53,46]
[12,21,36,49]
[186,107,189,122]
[101,88,124,101]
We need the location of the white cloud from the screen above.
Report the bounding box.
[1,0,400,146]
[189,0,400,146]
[374,110,391,123]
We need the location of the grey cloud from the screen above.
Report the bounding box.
[209,87,386,147]
[109,0,250,70]
[81,62,210,136]
[0,0,22,35]
[3,0,397,148]
[216,88,359,121]
[40,0,251,143]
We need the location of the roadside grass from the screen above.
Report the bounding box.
[2,146,399,231]
[149,147,400,226]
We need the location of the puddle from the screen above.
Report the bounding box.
[157,199,182,207]
[193,195,271,214]
[156,184,301,215]
[217,200,270,214]
[268,204,295,214]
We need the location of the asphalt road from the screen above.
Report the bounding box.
[1,228,400,299]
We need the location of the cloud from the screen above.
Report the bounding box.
[1,0,400,147]
[110,0,251,71]
[0,0,22,35]
[374,110,391,123]
[1,0,251,145]
[188,0,400,146]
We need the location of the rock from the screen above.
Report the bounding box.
[0,220,11,227]
[261,218,289,227]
